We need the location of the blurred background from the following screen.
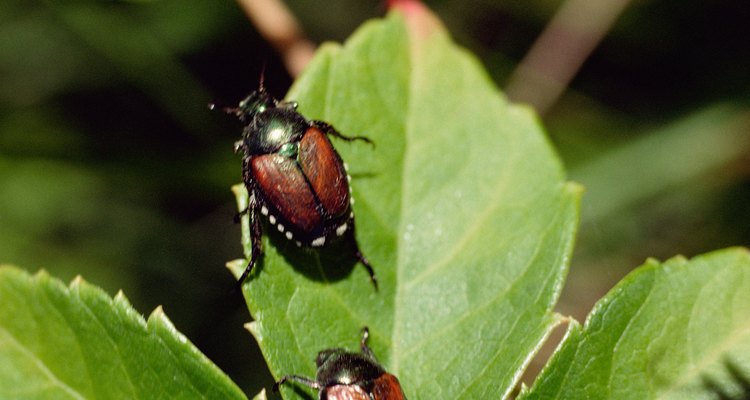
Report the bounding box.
[1,0,748,396]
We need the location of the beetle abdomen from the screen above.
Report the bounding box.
[371,374,406,400]
[299,127,351,219]
[323,384,371,400]
[251,154,321,235]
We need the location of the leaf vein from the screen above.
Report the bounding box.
[0,327,85,399]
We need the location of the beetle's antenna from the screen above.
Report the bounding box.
[208,102,242,116]
[259,61,267,91]
[274,375,320,391]
[360,327,377,360]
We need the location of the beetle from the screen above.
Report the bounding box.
[221,85,376,287]
[274,327,407,400]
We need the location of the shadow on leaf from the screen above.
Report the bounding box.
[264,222,369,285]
[701,357,750,400]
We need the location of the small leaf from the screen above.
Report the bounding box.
[0,266,246,400]
[231,5,579,399]
[519,248,750,400]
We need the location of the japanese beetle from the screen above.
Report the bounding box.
[223,86,376,287]
[274,327,407,400]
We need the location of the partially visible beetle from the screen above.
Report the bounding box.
[274,327,407,400]
[220,85,376,287]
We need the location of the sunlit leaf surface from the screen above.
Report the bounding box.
[230,7,579,399]
[519,248,750,400]
[0,266,246,400]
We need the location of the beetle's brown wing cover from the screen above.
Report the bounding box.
[371,374,407,400]
[298,127,351,220]
[323,384,371,400]
[251,154,321,234]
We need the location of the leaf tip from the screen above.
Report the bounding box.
[244,321,265,344]
[150,304,166,318]
[252,388,268,400]
[147,305,178,334]
[113,289,129,303]
[148,306,193,346]
[230,183,246,198]
[232,184,249,215]
[316,42,342,56]
[643,256,670,268]
[226,259,246,280]
[31,268,51,280]
[388,0,442,41]
[69,275,85,289]
[243,321,257,335]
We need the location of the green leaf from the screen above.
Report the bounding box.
[0,266,246,400]
[230,7,579,399]
[519,248,750,400]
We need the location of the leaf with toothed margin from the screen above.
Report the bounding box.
[229,4,579,399]
[518,248,750,400]
[0,266,247,400]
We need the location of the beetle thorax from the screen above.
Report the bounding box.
[316,352,385,387]
[244,109,307,155]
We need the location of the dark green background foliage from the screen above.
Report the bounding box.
[1,0,749,398]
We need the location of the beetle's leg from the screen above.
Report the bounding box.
[237,159,264,287]
[233,142,252,224]
[356,247,377,290]
[273,375,320,392]
[359,326,378,361]
[233,207,250,223]
[209,102,242,118]
[233,139,246,154]
[237,202,263,287]
[348,219,377,290]
[276,100,298,110]
[312,120,374,146]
